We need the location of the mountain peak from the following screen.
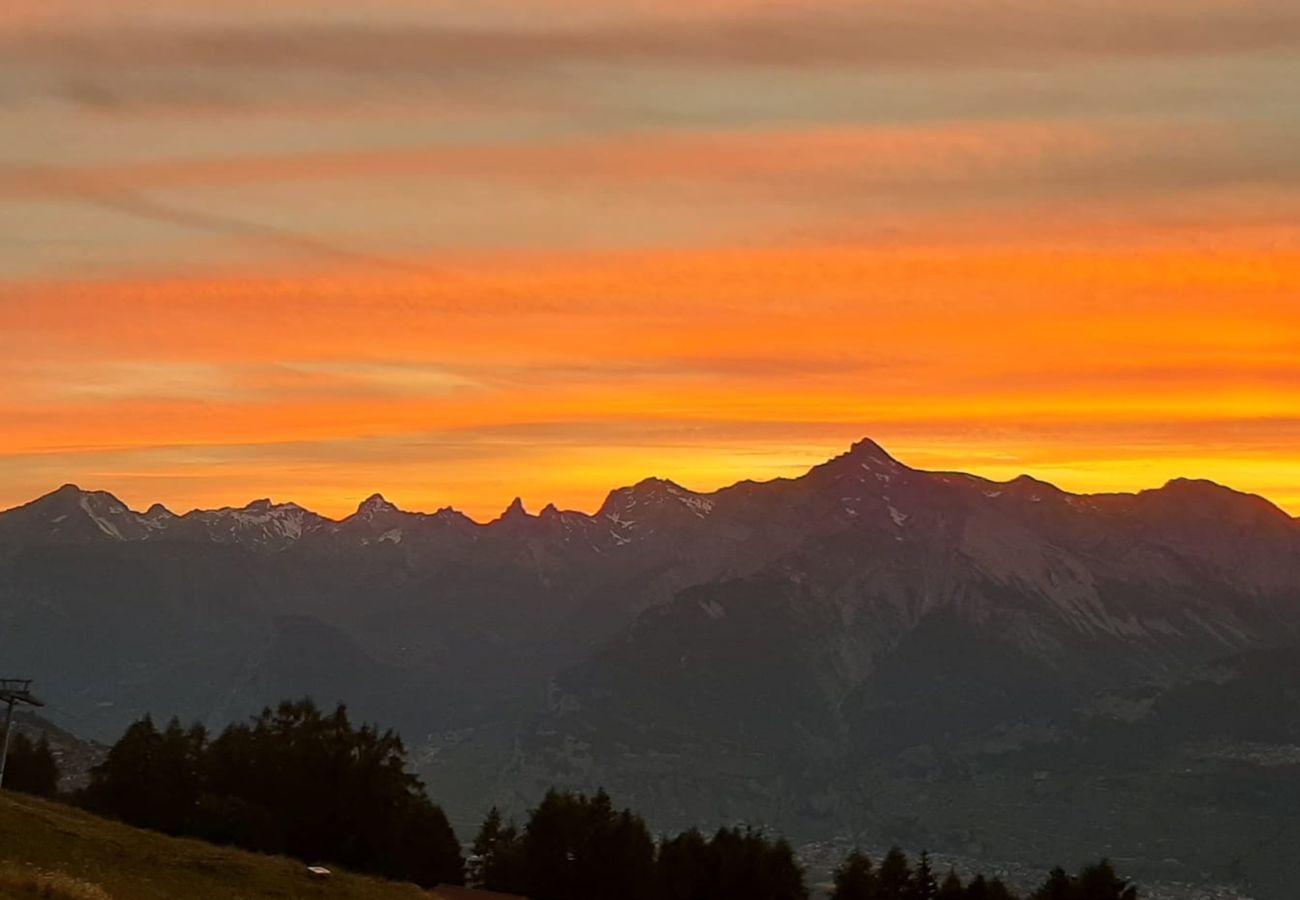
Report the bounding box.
[29,483,127,509]
[846,437,898,463]
[496,496,530,522]
[631,476,686,493]
[1148,477,1290,521]
[357,493,399,516]
[809,437,905,484]
[22,483,93,507]
[244,498,274,511]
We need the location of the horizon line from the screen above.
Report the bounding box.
[6,438,1294,526]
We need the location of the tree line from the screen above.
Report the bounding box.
[468,791,1137,900]
[76,700,464,887]
[2,699,1140,899]
[471,789,806,900]
[830,848,1138,900]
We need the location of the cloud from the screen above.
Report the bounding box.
[1,1,1297,517]
[3,1,1299,118]
[0,163,442,273]
[9,2,1300,74]
[5,120,1297,235]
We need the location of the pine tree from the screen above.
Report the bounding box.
[1029,860,1139,900]
[831,849,877,900]
[913,851,939,900]
[965,874,992,900]
[3,733,59,797]
[986,877,1016,900]
[479,819,522,892]
[1077,860,1138,900]
[508,788,656,900]
[81,699,464,887]
[877,847,913,900]
[83,715,164,828]
[1031,867,1071,900]
[937,870,965,900]
[470,805,505,885]
[657,828,710,900]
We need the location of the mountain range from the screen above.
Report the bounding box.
[1,440,1297,898]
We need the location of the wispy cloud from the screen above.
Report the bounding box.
[9,2,1300,76]
[1,0,1296,516]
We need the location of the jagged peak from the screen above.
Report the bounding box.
[847,437,895,460]
[493,496,531,523]
[357,493,399,515]
[806,437,906,488]
[818,437,905,472]
[144,503,175,519]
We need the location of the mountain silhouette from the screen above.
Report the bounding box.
[1,439,1298,896]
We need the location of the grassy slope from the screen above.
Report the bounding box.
[0,791,428,900]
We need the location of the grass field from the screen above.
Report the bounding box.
[0,791,429,900]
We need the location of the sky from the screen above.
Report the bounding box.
[2,1,1298,519]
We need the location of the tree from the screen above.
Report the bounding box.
[1077,861,1137,900]
[151,718,207,833]
[937,870,965,900]
[3,732,59,797]
[657,828,710,900]
[913,851,939,900]
[702,826,807,900]
[81,699,464,887]
[503,789,655,900]
[832,850,877,900]
[763,836,810,900]
[474,806,505,858]
[562,793,655,900]
[479,816,524,893]
[877,847,913,900]
[1032,868,1071,900]
[965,874,992,900]
[83,715,166,827]
[986,877,1016,900]
[1030,860,1138,900]
[471,805,506,885]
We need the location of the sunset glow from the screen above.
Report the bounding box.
[2,0,1298,518]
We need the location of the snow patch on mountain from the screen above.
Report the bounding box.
[79,495,124,540]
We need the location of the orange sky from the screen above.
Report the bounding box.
[1,1,1298,518]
